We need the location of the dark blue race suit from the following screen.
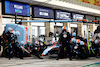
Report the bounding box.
[57,31,72,60]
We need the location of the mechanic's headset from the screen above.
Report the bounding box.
[94,40,99,44]
[76,39,80,44]
[72,32,76,37]
[89,38,93,42]
[62,26,67,31]
[15,31,20,36]
[70,38,76,43]
[20,41,25,46]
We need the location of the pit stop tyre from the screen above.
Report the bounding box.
[79,45,89,59]
[3,46,14,58]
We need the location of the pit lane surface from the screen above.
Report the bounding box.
[0,57,100,67]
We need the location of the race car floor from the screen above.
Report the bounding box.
[0,57,100,67]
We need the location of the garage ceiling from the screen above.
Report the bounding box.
[10,0,100,17]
